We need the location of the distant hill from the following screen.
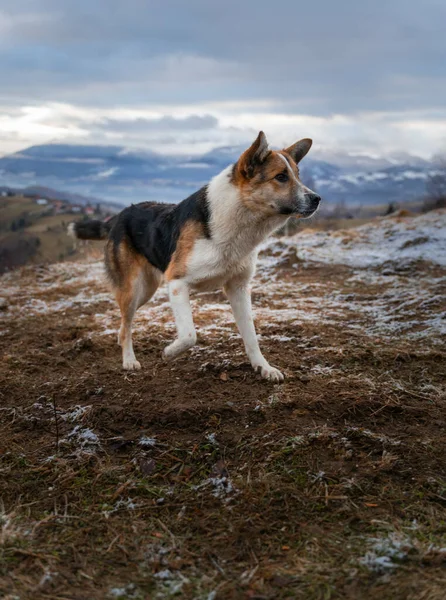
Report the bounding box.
[0,143,436,208]
[0,183,119,211]
[0,194,110,273]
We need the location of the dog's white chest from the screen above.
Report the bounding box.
[185,238,256,291]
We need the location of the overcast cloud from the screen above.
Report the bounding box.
[0,0,445,157]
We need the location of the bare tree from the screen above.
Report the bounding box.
[331,198,348,219]
[384,202,397,216]
[424,155,446,211]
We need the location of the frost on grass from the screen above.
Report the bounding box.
[62,425,100,453]
[265,210,446,269]
[112,551,200,598]
[154,569,190,598]
[205,433,218,446]
[194,475,238,502]
[311,364,338,376]
[2,211,443,354]
[108,584,143,599]
[102,498,139,519]
[19,291,113,316]
[39,569,58,589]
[60,405,92,423]
[359,532,413,573]
[346,426,402,446]
[0,260,115,328]
[139,435,157,447]
[252,211,446,342]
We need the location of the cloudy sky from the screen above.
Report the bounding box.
[1,0,446,157]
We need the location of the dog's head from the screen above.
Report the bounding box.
[232,131,321,218]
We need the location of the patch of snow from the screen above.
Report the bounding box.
[287,435,307,446]
[194,475,238,502]
[347,427,401,446]
[139,436,156,447]
[205,433,218,446]
[108,584,141,599]
[263,210,446,268]
[153,570,190,598]
[20,291,113,316]
[60,405,91,423]
[310,470,326,482]
[114,498,138,511]
[99,327,118,336]
[311,365,337,375]
[268,334,296,342]
[359,533,412,572]
[39,569,58,588]
[154,569,173,580]
[102,497,139,519]
[63,426,100,453]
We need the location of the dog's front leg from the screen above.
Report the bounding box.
[164,279,197,360]
[225,282,284,382]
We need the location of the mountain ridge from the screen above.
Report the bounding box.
[0,143,435,207]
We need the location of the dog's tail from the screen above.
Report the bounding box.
[67,219,113,241]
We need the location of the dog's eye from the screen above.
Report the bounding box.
[275,172,289,183]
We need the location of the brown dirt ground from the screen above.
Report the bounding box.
[0,239,445,600]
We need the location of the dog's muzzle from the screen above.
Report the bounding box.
[279,192,321,217]
[300,192,321,217]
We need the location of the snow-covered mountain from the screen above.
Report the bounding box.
[0,143,435,207]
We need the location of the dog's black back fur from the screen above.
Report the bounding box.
[109,187,211,272]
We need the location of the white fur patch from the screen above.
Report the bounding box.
[277,153,299,184]
[184,165,287,287]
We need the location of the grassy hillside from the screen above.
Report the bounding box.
[0,195,106,273]
[1,210,445,599]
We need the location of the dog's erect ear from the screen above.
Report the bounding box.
[238,131,270,178]
[285,138,313,164]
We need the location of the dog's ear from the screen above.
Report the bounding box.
[284,138,313,164]
[238,131,270,178]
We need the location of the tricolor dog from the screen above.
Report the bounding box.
[69,132,321,381]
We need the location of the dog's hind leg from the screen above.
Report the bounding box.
[117,263,161,370]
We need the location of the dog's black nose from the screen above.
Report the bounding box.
[305,192,321,206]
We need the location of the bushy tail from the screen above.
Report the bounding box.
[67,219,112,241]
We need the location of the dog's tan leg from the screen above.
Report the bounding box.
[116,278,143,371]
[117,265,161,370]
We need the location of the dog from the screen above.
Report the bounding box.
[69,132,321,381]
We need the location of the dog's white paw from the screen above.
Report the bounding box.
[255,363,284,382]
[123,359,141,371]
[163,336,196,361]
[163,341,184,361]
[163,346,175,361]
